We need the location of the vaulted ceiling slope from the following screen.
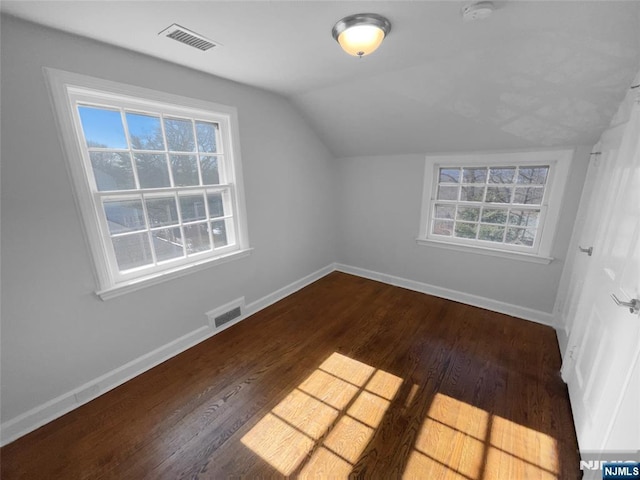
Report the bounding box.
[2,1,639,158]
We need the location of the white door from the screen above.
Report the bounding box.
[558,139,615,338]
[561,98,640,457]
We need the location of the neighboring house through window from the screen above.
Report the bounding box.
[418,149,573,263]
[46,68,250,299]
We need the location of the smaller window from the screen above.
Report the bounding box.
[418,150,573,262]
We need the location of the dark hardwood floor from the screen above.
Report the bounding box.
[1,272,580,479]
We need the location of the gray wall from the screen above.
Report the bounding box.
[1,14,591,431]
[0,16,337,422]
[334,150,590,313]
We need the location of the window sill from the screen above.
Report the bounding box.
[415,238,553,264]
[96,248,253,300]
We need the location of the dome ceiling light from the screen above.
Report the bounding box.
[331,13,391,58]
[461,1,495,22]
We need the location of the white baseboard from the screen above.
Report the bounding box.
[245,264,334,316]
[554,313,571,361]
[0,264,334,446]
[0,325,213,446]
[1,261,553,446]
[334,263,556,327]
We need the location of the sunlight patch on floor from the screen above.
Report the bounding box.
[403,393,560,480]
[271,388,340,440]
[485,414,559,479]
[241,352,402,476]
[404,383,420,409]
[409,393,488,479]
[298,369,358,410]
[241,413,315,475]
[299,446,354,477]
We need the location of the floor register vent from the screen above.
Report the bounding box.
[206,298,245,330]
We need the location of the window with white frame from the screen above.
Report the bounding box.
[46,69,250,298]
[417,150,572,262]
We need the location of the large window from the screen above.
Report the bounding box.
[418,150,572,263]
[46,69,250,298]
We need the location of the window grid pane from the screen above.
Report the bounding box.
[432,164,548,248]
[164,117,196,152]
[81,104,227,191]
[152,227,185,262]
[196,121,220,154]
[103,187,233,272]
[126,112,165,151]
[111,233,153,271]
[77,101,239,275]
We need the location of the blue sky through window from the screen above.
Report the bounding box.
[78,106,128,149]
[126,113,165,150]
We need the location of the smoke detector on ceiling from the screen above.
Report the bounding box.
[158,24,220,51]
[461,1,495,22]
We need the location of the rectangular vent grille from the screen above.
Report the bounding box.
[159,24,219,51]
[214,306,242,328]
[206,298,245,330]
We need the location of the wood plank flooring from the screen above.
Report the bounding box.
[1,272,581,479]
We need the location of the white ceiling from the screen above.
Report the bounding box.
[3,1,640,157]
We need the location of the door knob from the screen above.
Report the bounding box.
[611,294,640,314]
[579,246,593,256]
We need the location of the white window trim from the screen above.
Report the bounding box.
[45,67,251,299]
[417,149,574,264]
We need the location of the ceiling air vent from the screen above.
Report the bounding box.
[159,24,219,51]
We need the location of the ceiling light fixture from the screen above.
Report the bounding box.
[461,1,495,22]
[332,13,391,58]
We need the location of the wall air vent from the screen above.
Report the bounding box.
[159,24,220,51]
[214,306,242,328]
[206,298,245,330]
